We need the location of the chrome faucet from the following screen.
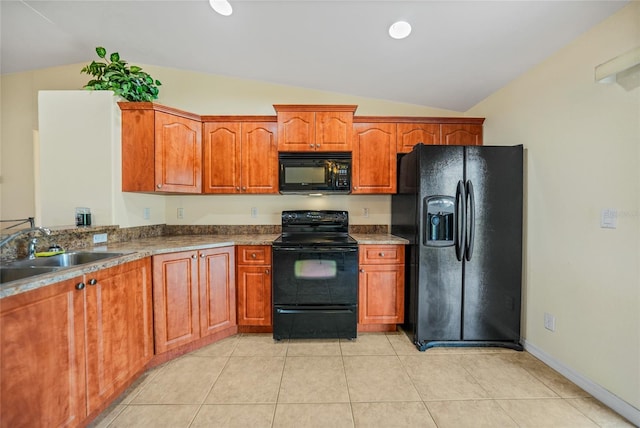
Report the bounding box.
[0,223,51,251]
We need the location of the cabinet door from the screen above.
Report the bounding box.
[236,245,272,326]
[241,122,278,194]
[152,251,200,353]
[85,259,153,414]
[315,111,352,151]
[358,264,405,325]
[155,111,202,193]
[236,265,272,326]
[397,123,440,153]
[198,247,237,337]
[203,122,242,193]
[1,277,87,428]
[352,123,397,194]
[441,124,483,146]
[277,111,315,151]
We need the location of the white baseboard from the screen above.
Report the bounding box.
[523,339,640,426]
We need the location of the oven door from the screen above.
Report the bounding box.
[272,246,358,305]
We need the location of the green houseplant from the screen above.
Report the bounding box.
[81,47,161,102]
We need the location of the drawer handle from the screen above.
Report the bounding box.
[379,252,385,257]
[75,282,85,290]
[88,278,97,286]
[265,269,270,275]
[191,254,197,259]
[251,253,257,259]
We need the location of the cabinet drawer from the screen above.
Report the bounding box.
[359,245,404,264]
[237,245,272,265]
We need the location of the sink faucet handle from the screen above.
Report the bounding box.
[28,238,38,259]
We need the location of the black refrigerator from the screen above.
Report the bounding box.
[391,143,523,351]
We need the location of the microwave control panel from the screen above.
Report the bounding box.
[334,162,351,188]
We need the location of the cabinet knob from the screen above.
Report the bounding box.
[315,144,320,148]
[309,144,314,148]
[359,269,365,273]
[88,278,97,285]
[157,184,162,189]
[251,253,257,259]
[200,253,205,258]
[75,282,85,290]
[236,187,240,191]
[379,253,385,257]
[191,254,197,259]
[265,269,270,275]
[353,186,358,190]
[242,186,247,191]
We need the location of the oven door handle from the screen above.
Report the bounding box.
[275,307,356,314]
[272,247,358,253]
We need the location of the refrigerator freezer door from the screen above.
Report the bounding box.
[416,145,465,343]
[462,145,523,343]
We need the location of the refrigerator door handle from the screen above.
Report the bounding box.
[465,180,476,261]
[455,180,466,261]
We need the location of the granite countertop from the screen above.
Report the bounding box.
[1,233,407,299]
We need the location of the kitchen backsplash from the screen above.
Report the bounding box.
[1,223,389,262]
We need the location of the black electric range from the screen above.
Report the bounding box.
[272,210,358,340]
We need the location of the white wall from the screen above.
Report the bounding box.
[468,2,640,414]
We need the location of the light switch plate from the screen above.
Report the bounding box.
[601,209,618,229]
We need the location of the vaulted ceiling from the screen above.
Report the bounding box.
[0,0,628,111]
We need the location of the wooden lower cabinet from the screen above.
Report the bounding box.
[152,246,236,354]
[0,258,152,428]
[1,277,87,428]
[85,258,153,414]
[236,245,272,327]
[358,245,405,328]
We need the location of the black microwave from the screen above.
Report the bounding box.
[279,152,351,194]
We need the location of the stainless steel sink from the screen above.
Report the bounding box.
[0,266,60,284]
[1,252,130,284]
[8,251,129,268]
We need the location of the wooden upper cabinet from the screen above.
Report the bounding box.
[362,117,485,154]
[203,119,278,194]
[274,105,357,151]
[203,122,242,193]
[155,112,202,193]
[352,123,397,194]
[441,123,483,146]
[397,123,440,153]
[120,102,202,193]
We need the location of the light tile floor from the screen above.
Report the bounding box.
[90,332,635,428]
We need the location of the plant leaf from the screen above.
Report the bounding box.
[96,47,107,58]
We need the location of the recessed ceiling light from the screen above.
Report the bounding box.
[210,0,233,16]
[389,21,411,40]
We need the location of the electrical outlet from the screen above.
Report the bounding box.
[177,208,184,219]
[251,207,258,218]
[143,207,150,219]
[363,208,369,217]
[93,233,108,244]
[544,312,556,332]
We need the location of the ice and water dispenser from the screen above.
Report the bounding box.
[424,196,455,246]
